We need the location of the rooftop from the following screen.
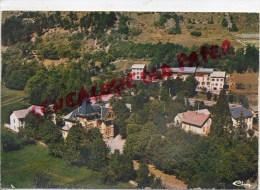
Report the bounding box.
[171,67,196,74]
[250,105,258,112]
[131,64,146,69]
[13,105,44,119]
[195,68,214,74]
[210,71,226,78]
[230,105,253,119]
[181,111,210,127]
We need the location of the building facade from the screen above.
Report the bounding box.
[7,105,44,132]
[131,64,146,80]
[174,109,212,136]
[62,100,116,139]
[230,105,253,130]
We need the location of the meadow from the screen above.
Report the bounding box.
[1,140,134,188]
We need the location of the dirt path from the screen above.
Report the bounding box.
[133,160,187,189]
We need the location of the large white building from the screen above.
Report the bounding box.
[131,64,146,80]
[7,105,44,132]
[131,65,228,94]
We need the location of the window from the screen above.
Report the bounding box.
[213,87,217,90]
[212,79,215,81]
[207,82,210,85]
[215,83,218,86]
[207,77,210,81]
[217,79,219,81]
[13,119,15,123]
[221,79,223,81]
[137,76,140,79]
[202,82,205,85]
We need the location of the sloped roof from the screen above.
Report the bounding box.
[230,105,253,119]
[64,101,104,122]
[195,109,211,115]
[62,124,71,131]
[13,109,29,119]
[13,105,44,119]
[250,105,258,112]
[181,111,210,127]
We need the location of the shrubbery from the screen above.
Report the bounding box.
[190,31,202,37]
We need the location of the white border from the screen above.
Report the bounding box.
[1,0,260,12]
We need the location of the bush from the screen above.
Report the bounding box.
[1,130,22,151]
[235,83,245,89]
[34,172,52,188]
[190,31,201,37]
[221,17,228,27]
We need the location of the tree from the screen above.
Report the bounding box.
[183,75,198,97]
[88,138,110,171]
[247,129,255,140]
[221,17,228,27]
[1,130,22,151]
[235,112,247,140]
[136,159,151,188]
[111,99,130,138]
[23,111,44,139]
[206,91,212,100]
[103,150,135,184]
[39,121,63,144]
[34,172,52,188]
[210,89,234,138]
[64,124,88,165]
[86,127,103,142]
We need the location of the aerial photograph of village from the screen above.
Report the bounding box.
[1,11,259,189]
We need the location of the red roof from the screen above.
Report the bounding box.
[181,111,210,127]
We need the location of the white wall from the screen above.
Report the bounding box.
[232,117,253,130]
[10,113,22,132]
[181,118,211,136]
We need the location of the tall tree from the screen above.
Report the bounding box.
[210,89,234,138]
[136,159,151,188]
[64,124,89,165]
[88,138,110,171]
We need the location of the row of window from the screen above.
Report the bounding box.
[212,78,224,82]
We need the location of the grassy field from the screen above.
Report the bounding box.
[229,72,259,105]
[1,142,134,189]
[1,85,30,125]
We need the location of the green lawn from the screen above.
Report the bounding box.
[1,85,30,125]
[1,144,134,188]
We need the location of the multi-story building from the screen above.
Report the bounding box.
[62,100,116,139]
[195,68,214,92]
[230,105,253,130]
[171,67,196,80]
[131,64,146,80]
[209,71,226,93]
[7,105,44,132]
